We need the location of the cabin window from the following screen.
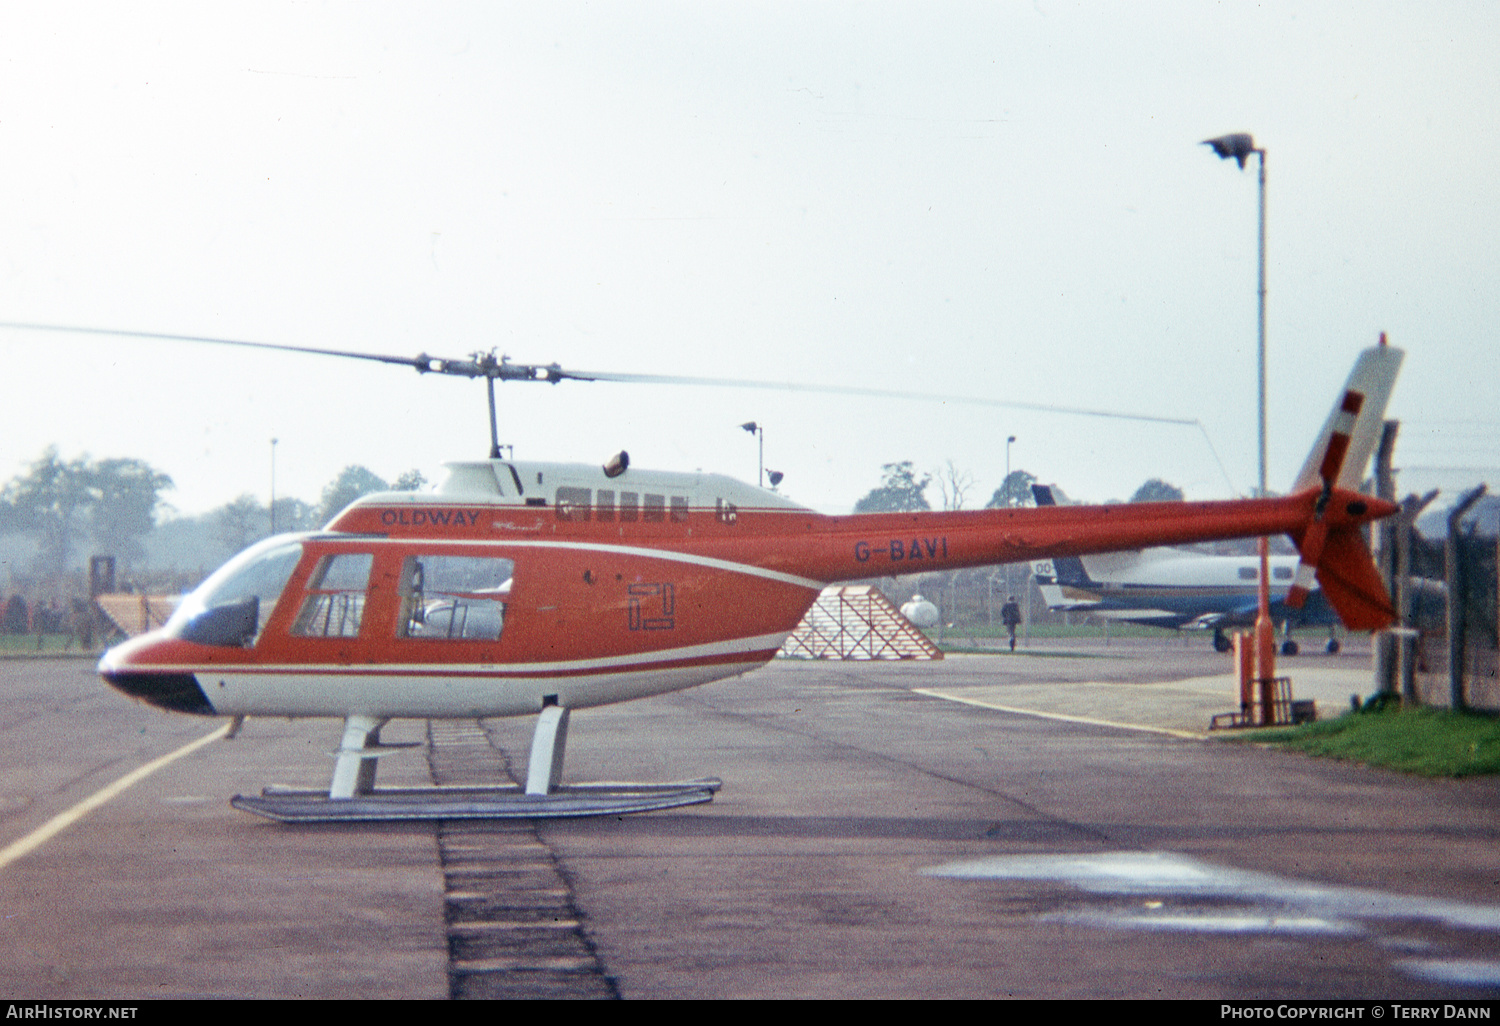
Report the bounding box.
[1238,566,1258,581]
[556,486,591,522]
[643,493,666,523]
[291,553,374,638]
[596,489,615,522]
[1273,566,1293,581]
[399,554,513,642]
[167,537,304,648]
[670,496,689,523]
[619,492,639,522]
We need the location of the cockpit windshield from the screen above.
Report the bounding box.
[166,535,306,647]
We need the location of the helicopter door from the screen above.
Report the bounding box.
[290,553,374,638]
[399,554,514,641]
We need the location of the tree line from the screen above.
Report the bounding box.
[0,448,424,620]
[852,460,1184,513]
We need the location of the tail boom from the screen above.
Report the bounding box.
[732,487,1397,592]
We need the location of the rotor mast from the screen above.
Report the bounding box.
[408,350,579,460]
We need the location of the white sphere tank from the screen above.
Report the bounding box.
[900,594,940,629]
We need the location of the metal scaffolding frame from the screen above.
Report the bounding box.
[779,585,943,661]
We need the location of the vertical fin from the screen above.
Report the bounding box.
[1029,484,1091,585]
[1290,339,1403,495]
[1308,528,1397,630]
[1285,337,1403,629]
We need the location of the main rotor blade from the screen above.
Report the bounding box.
[0,320,1194,425]
[566,369,1197,426]
[0,320,435,371]
[0,321,577,381]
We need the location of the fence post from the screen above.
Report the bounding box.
[1447,485,1488,711]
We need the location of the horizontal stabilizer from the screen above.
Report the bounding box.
[1311,526,1396,631]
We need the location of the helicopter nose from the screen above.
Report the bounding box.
[100,668,215,715]
[98,643,216,715]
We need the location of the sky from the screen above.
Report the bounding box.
[1,1,1496,522]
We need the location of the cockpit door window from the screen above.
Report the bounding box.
[291,553,374,638]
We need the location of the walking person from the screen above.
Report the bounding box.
[1000,595,1021,652]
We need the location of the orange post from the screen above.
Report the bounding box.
[1255,536,1277,724]
[1234,630,1254,721]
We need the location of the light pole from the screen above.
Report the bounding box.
[1204,132,1275,687]
[1202,132,1267,498]
[1004,434,1018,600]
[1005,435,1016,505]
[269,437,279,535]
[740,421,764,487]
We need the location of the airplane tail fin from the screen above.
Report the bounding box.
[1030,485,1092,586]
[1285,336,1404,630]
[1034,554,1092,587]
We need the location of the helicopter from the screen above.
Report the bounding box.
[61,325,1401,823]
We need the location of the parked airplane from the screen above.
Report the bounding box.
[1028,334,1404,658]
[1029,485,1342,654]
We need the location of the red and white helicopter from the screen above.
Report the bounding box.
[83,330,1402,822]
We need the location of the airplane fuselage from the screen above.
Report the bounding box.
[1033,548,1337,630]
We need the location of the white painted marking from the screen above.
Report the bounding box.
[118,629,794,677]
[1396,959,1500,988]
[912,688,1205,739]
[924,852,1500,933]
[316,534,827,591]
[491,539,827,590]
[0,722,230,872]
[1044,909,1359,936]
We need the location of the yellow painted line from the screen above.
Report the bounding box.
[912,688,1206,740]
[0,721,231,872]
[1061,676,1239,698]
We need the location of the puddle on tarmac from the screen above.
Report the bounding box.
[923,851,1500,987]
[1043,908,1359,936]
[1397,959,1500,989]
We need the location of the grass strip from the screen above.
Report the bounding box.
[1234,702,1500,777]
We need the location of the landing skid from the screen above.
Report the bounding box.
[231,703,721,823]
[231,780,721,822]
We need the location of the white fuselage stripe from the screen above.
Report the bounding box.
[113,630,792,676]
[332,534,825,590]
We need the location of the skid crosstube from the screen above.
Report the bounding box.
[230,779,722,823]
